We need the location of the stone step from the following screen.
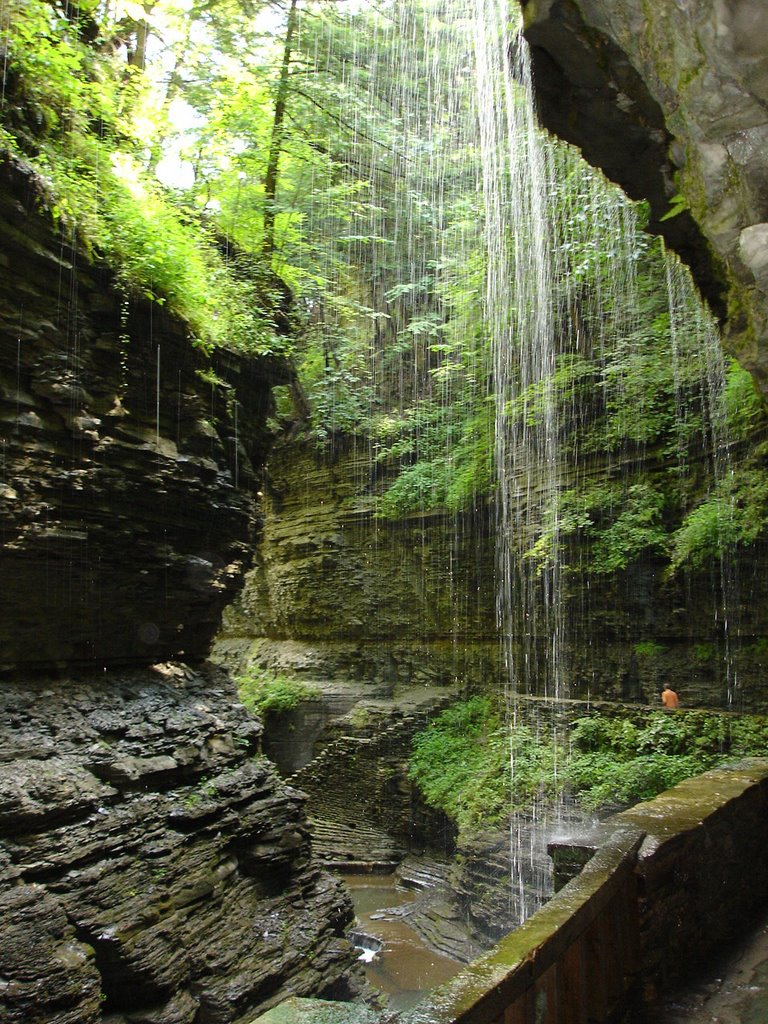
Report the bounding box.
[309,817,406,867]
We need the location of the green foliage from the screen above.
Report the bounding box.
[728,716,768,756]
[1,0,283,355]
[408,698,510,834]
[527,482,668,575]
[237,666,319,716]
[566,710,768,810]
[659,192,689,222]
[1,0,122,143]
[303,366,376,442]
[633,641,666,659]
[569,716,641,753]
[410,703,768,832]
[589,485,668,572]
[723,360,765,441]
[691,643,714,665]
[505,355,596,429]
[409,698,563,837]
[669,466,768,571]
[568,753,702,809]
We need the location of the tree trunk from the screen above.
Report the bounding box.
[262,0,299,263]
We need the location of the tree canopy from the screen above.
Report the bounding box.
[2,0,767,576]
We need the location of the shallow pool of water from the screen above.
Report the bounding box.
[342,874,463,1014]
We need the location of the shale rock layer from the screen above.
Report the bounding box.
[0,663,363,1024]
[0,153,283,672]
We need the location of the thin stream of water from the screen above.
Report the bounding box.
[300,0,737,930]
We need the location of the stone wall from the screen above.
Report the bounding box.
[386,759,768,1024]
[519,0,768,395]
[0,152,285,672]
[215,439,768,710]
[0,663,364,1024]
[552,758,768,1008]
[618,760,768,1002]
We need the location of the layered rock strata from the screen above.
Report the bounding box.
[0,663,364,1024]
[288,688,459,868]
[519,0,768,393]
[0,152,365,1022]
[214,438,503,689]
[215,440,768,710]
[0,152,285,672]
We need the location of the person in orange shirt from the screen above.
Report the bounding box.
[661,684,679,709]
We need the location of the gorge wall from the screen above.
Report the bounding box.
[0,152,284,674]
[0,664,363,1024]
[215,438,768,711]
[215,435,498,693]
[519,0,768,395]
[0,154,365,1023]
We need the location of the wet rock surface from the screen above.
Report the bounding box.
[0,663,365,1024]
[520,0,768,393]
[216,440,768,711]
[0,152,284,672]
[214,434,501,693]
[655,905,768,1024]
[287,686,459,869]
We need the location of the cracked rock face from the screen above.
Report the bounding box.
[0,663,364,1024]
[216,440,768,710]
[520,0,768,394]
[0,153,283,672]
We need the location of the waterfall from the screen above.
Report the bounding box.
[470,0,567,923]
[168,0,745,936]
[472,1,562,709]
[289,0,738,927]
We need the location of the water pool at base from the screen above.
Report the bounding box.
[341,874,464,1014]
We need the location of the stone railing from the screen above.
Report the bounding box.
[387,826,643,1024]
[384,758,768,1024]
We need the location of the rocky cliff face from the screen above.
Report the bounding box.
[216,439,768,710]
[215,437,500,692]
[0,153,284,673]
[0,663,364,1024]
[519,0,768,394]
[0,153,365,1022]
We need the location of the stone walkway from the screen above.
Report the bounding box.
[656,907,768,1024]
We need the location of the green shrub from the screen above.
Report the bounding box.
[633,641,665,659]
[408,697,511,834]
[570,716,640,753]
[237,667,319,716]
[729,716,768,757]
[691,643,715,665]
[566,710,768,810]
[409,698,565,836]
[723,360,764,441]
[669,467,768,572]
[571,753,705,810]
[411,704,768,833]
